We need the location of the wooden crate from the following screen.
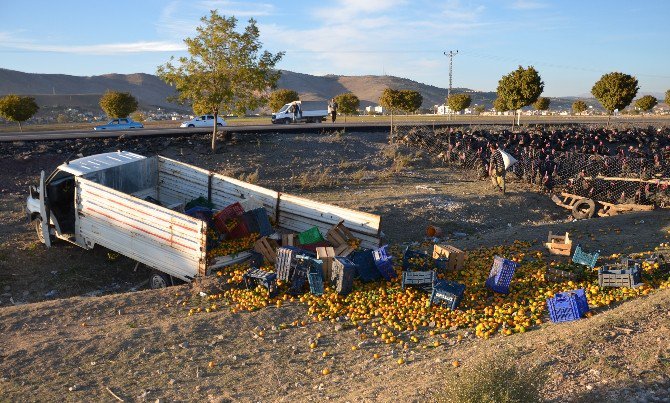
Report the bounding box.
[326,221,359,257]
[254,237,279,264]
[545,231,572,256]
[316,246,336,285]
[432,244,465,272]
[281,233,296,246]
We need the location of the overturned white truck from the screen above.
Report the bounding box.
[26,151,382,288]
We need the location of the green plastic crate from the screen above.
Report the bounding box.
[298,226,325,245]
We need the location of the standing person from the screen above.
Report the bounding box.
[488,142,506,194]
[292,102,300,123]
[330,98,338,123]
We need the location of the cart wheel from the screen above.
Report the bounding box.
[150,271,172,289]
[572,198,596,219]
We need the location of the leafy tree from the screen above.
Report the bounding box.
[496,66,544,126]
[334,93,360,122]
[157,11,284,151]
[379,88,404,133]
[400,90,423,113]
[572,100,588,114]
[634,95,657,112]
[99,90,138,118]
[447,93,471,113]
[533,97,550,111]
[130,111,146,122]
[268,89,299,112]
[591,72,639,114]
[0,94,39,132]
[666,90,670,107]
[474,105,486,114]
[493,97,510,112]
[56,114,68,124]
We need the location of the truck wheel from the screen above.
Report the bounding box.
[284,118,292,124]
[572,198,596,219]
[150,271,172,289]
[34,217,54,244]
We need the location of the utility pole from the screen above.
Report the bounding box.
[443,50,458,116]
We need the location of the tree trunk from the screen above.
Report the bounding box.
[390,111,394,136]
[211,110,218,152]
[18,121,23,132]
[516,110,521,126]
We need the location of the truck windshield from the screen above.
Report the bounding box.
[278,104,290,113]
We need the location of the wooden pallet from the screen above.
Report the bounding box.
[432,244,465,272]
[326,221,358,257]
[254,237,279,264]
[545,231,572,256]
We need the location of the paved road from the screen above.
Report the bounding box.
[1,117,668,142]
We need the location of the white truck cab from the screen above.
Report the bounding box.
[271,101,328,124]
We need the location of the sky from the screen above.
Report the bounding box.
[1,0,669,97]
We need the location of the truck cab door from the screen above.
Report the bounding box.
[39,170,51,247]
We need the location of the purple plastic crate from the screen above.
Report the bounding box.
[546,288,589,323]
[485,256,519,294]
[373,245,396,280]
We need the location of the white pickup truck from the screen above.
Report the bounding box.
[26,152,382,288]
[271,101,328,124]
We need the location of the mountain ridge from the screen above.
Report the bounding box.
[0,68,605,112]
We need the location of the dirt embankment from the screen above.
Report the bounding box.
[0,129,669,401]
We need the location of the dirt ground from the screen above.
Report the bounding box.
[0,128,669,401]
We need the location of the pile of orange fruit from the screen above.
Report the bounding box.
[207,232,259,259]
[180,240,670,344]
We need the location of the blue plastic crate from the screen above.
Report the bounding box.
[402,247,431,271]
[288,262,309,295]
[572,244,599,269]
[350,249,381,282]
[185,206,213,223]
[332,257,356,295]
[250,208,273,237]
[243,268,278,297]
[486,256,519,294]
[373,245,396,280]
[401,270,436,292]
[308,268,324,296]
[430,279,466,310]
[546,288,589,323]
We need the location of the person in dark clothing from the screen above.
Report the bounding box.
[292,102,300,123]
[329,98,338,123]
[489,143,506,194]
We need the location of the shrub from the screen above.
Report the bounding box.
[438,356,546,403]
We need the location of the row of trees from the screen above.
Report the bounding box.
[2,10,670,143]
[0,90,140,131]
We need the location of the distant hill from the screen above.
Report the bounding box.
[0,68,587,113]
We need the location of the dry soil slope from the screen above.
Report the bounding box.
[0,280,668,402]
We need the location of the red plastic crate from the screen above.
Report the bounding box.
[213,202,248,238]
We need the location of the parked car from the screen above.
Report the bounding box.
[93,118,143,131]
[180,115,227,128]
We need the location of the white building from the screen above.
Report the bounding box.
[365,105,385,114]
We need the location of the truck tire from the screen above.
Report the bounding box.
[34,217,54,244]
[284,118,292,125]
[572,198,596,219]
[150,270,172,289]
